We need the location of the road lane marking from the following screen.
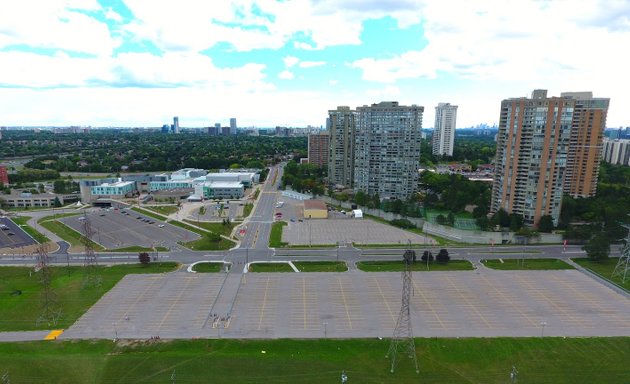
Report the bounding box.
[337,277,353,330]
[44,329,64,340]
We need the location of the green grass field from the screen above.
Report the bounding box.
[10,216,50,244]
[573,257,630,291]
[357,260,473,272]
[269,221,288,247]
[131,207,168,221]
[191,262,223,273]
[36,212,82,224]
[243,202,254,217]
[482,258,574,270]
[249,262,294,272]
[184,219,235,237]
[0,337,628,383]
[39,220,104,251]
[143,205,179,215]
[0,263,178,331]
[293,261,348,272]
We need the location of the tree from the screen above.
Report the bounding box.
[436,214,446,225]
[538,215,554,233]
[138,252,151,265]
[508,213,524,231]
[436,249,450,264]
[53,197,62,208]
[582,232,610,262]
[354,191,368,206]
[420,251,434,262]
[446,212,455,227]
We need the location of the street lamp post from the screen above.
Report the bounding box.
[336,242,339,262]
[323,321,328,338]
[540,320,547,337]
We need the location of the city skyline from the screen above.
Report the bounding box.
[0,1,628,128]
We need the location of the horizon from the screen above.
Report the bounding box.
[0,1,628,128]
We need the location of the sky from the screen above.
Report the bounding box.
[0,0,629,129]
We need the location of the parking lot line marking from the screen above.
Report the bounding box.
[445,276,494,328]
[257,276,271,330]
[478,274,538,327]
[411,280,446,329]
[337,277,353,330]
[157,277,195,330]
[117,276,163,323]
[372,277,396,324]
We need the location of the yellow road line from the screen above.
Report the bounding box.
[44,329,64,340]
[157,277,194,330]
[337,277,353,330]
[372,277,396,324]
[445,276,493,328]
[257,276,271,330]
[252,226,260,248]
[411,280,446,329]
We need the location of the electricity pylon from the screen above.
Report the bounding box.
[386,249,419,374]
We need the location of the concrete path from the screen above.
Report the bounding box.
[0,330,58,342]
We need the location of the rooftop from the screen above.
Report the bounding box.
[304,200,327,210]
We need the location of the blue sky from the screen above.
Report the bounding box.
[0,0,628,128]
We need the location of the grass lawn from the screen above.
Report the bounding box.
[143,205,178,215]
[249,262,294,272]
[357,260,473,272]
[181,235,235,251]
[10,216,50,244]
[39,220,104,251]
[131,207,168,221]
[293,261,347,272]
[482,258,574,270]
[573,257,630,291]
[184,219,235,237]
[0,263,178,331]
[269,221,288,247]
[191,262,224,273]
[36,212,82,224]
[0,337,628,383]
[243,202,254,217]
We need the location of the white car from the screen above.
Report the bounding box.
[158,224,165,228]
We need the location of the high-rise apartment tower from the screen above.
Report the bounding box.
[354,101,423,200]
[491,89,608,227]
[327,106,356,188]
[230,118,237,135]
[308,133,330,168]
[432,102,458,156]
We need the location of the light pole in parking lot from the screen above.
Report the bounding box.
[540,320,547,337]
[336,241,339,262]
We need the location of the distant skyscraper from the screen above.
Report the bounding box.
[230,118,237,135]
[491,89,608,227]
[308,133,330,168]
[161,124,170,133]
[561,92,609,198]
[354,101,423,200]
[172,116,179,134]
[328,106,356,188]
[603,138,630,166]
[432,102,458,156]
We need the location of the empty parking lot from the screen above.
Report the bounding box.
[59,210,199,249]
[61,268,630,340]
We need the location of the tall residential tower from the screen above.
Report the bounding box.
[432,102,458,156]
[354,101,423,200]
[308,132,330,167]
[327,106,356,188]
[491,89,609,227]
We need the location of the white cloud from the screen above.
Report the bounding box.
[299,61,326,68]
[105,8,123,22]
[283,56,300,68]
[0,0,117,56]
[278,70,295,80]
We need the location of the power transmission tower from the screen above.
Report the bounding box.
[386,249,419,374]
[81,213,101,288]
[35,245,62,327]
[612,224,630,284]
